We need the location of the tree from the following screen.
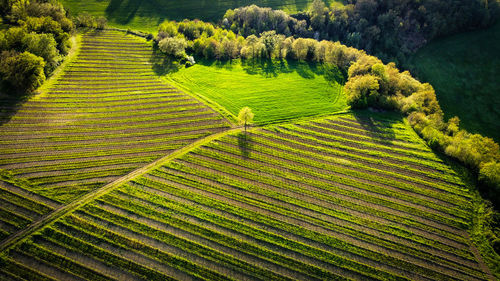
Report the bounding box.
[158,37,187,58]
[245,35,259,59]
[0,51,46,94]
[238,107,254,132]
[23,32,61,74]
[310,0,326,30]
[344,74,380,108]
[260,31,283,58]
[96,16,107,29]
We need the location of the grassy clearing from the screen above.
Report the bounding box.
[167,59,347,125]
[0,30,230,203]
[409,22,500,143]
[60,0,343,33]
[1,113,492,280]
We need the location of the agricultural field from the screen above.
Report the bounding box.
[167,60,347,125]
[0,112,494,280]
[409,22,500,143]
[0,15,498,281]
[0,175,61,243]
[0,30,231,203]
[60,0,343,32]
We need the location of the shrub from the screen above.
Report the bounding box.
[96,16,107,30]
[158,37,187,58]
[479,162,500,194]
[344,74,380,108]
[75,12,96,28]
[22,32,61,74]
[0,51,46,94]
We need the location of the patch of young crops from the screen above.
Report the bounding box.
[0,30,231,203]
[1,113,491,281]
[0,180,60,243]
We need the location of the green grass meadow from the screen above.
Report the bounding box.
[409,22,500,143]
[167,59,347,124]
[60,0,342,33]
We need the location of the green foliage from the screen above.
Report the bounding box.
[158,37,187,58]
[74,12,107,29]
[22,32,61,74]
[74,12,96,28]
[344,74,379,108]
[237,106,254,130]
[224,1,500,62]
[0,51,45,93]
[0,0,73,95]
[479,162,500,194]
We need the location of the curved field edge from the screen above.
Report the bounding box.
[0,112,494,281]
[408,22,500,143]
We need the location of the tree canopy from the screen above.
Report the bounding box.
[238,107,254,131]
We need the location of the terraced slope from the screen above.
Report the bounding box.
[0,113,491,281]
[0,30,231,203]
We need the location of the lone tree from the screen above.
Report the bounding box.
[238,107,254,132]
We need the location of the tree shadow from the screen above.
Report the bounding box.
[239,58,346,83]
[105,0,142,24]
[351,110,399,143]
[0,92,34,126]
[150,46,181,75]
[237,132,253,158]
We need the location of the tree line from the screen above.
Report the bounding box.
[156,19,361,66]
[223,0,500,63]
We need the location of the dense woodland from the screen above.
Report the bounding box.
[223,0,500,63]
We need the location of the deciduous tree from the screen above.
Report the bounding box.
[238,107,254,132]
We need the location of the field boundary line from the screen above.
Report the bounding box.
[35,35,82,99]
[164,77,238,125]
[0,128,242,254]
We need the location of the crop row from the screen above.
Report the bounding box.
[156,154,478,275]
[131,172,478,281]
[179,143,477,265]
[0,30,231,202]
[0,180,59,243]
[147,161,483,281]
[229,132,469,207]
[262,124,464,187]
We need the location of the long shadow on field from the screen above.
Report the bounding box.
[351,110,399,144]
[237,132,253,158]
[238,58,346,84]
[106,0,142,24]
[150,46,181,75]
[0,90,33,126]
[102,0,323,23]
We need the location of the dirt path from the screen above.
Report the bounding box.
[0,128,241,254]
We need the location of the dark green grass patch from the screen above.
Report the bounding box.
[409,23,500,143]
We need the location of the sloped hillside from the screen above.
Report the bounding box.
[0,30,230,203]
